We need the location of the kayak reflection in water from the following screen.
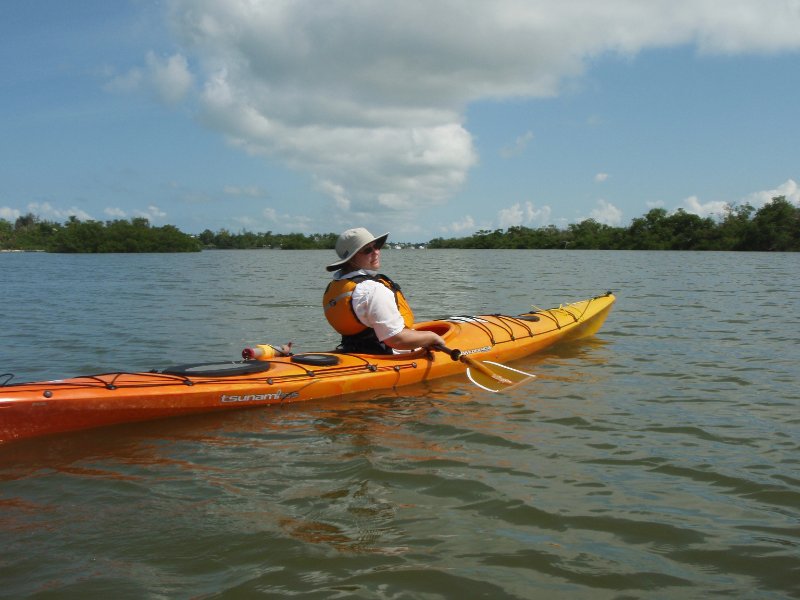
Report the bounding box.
[322,227,446,354]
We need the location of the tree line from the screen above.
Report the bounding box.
[428,196,799,251]
[1,215,201,252]
[1,196,797,253]
[196,229,338,249]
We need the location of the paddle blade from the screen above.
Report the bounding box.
[466,361,536,393]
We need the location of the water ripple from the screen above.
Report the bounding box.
[1,250,799,598]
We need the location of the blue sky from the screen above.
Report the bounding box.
[2,1,799,242]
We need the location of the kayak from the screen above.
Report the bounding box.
[0,293,615,444]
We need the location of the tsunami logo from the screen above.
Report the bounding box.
[220,391,299,403]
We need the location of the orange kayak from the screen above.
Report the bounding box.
[0,293,615,443]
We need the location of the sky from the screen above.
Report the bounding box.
[1,0,799,242]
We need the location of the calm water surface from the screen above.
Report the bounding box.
[1,249,798,598]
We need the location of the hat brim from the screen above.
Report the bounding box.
[326,232,389,271]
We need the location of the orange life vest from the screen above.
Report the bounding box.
[323,273,414,338]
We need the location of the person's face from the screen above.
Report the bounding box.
[350,242,382,271]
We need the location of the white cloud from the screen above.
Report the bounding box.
[378,193,413,211]
[743,179,800,207]
[316,179,350,211]
[158,0,800,221]
[497,201,552,228]
[262,206,313,231]
[442,215,476,234]
[594,173,609,183]
[146,52,194,106]
[123,205,168,221]
[146,205,167,219]
[26,202,93,222]
[682,195,729,218]
[590,199,623,225]
[104,68,143,94]
[500,131,534,158]
[660,180,798,221]
[0,206,21,221]
[104,207,128,218]
[106,52,193,106]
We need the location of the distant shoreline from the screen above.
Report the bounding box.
[3,196,798,252]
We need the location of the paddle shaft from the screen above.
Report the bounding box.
[435,345,514,385]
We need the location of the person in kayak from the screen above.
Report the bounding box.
[323,227,446,354]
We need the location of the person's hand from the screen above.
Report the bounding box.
[423,332,446,349]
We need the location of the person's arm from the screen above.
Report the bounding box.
[383,328,445,351]
[354,280,445,350]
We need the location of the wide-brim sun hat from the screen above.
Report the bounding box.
[326,228,389,271]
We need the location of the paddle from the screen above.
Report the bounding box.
[435,345,536,393]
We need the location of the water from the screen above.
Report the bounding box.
[1,249,798,598]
